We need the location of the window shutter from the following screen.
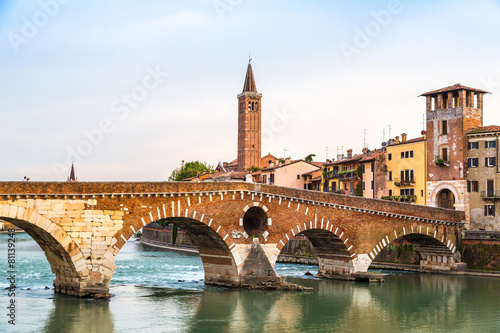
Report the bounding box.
[493,157,497,166]
[468,142,471,150]
[468,159,471,167]
[486,157,489,167]
[475,158,479,166]
[485,205,488,216]
[400,170,404,180]
[486,141,489,148]
[494,141,497,148]
[467,181,471,192]
[493,205,496,216]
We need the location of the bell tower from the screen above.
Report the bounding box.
[237,60,262,172]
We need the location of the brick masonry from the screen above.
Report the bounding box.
[0,181,464,297]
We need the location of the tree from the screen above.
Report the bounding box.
[304,154,316,162]
[157,219,178,245]
[168,160,214,181]
[246,166,261,173]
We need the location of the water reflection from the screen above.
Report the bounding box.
[42,296,114,333]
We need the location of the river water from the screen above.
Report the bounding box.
[1,232,500,333]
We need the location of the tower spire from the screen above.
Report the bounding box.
[242,61,257,93]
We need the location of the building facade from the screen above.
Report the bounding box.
[467,126,500,230]
[421,84,488,219]
[258,160,321,189]
[237,61,262,171]
[359,149,388,199]
[385,135,427,205]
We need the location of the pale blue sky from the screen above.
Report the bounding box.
[1,0,500,180]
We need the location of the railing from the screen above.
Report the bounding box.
[480,190,500,199]
[393,177,415,187]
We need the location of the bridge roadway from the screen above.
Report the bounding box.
[0,181,465,297]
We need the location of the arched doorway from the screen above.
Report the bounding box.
[437,189,455,209]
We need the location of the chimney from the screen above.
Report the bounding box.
[395,136,400,144]
[270,162,274,168]
[401,133,407,142]
[285,157,291,165]
[362,147,369,154]
[347,149,353,159]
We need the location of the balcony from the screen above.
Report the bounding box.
[393,177,415,187]
[481,190,500,200]
[322,171,339,180]
[337,170,359,182]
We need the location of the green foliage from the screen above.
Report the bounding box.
[338,169,356,175]
[247,165,261,172]
[157,219,178,245]
[168,160,214,181]
[304,154,316,162]
[354,165,363,197]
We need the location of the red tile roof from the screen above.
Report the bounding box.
[420,83,489,96]
[387,136,425,147]
[467,125,500,135]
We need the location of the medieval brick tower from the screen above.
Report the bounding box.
[421,84,488,216]
[237,61,262,172]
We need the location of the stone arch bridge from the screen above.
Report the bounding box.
[0,182,465,298]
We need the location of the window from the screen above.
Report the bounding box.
[485,205,495,217]
[362,164,365,173]
[388,153,392,161]
[486,140,496,148]
[371,180,374,190]
[405,151,409,158]
[421,190,424,197]
[468,142,479,149]
[410,150,414,158]
[389,189,393,196]
[297,175,300,180]
[269,174,274,184]
[487,180,494,197]
[468,158,479,168]
[441,120,448,135]
[262,175,267,184]
[401,152,405,159]
[467,181,479,192]
[410,170,414,181]
[362,182,365,190]
[389,171,392,181]
[344,182,347,190]
[486,157,496,167]
[442,148,448,161]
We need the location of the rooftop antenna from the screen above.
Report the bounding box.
[388,125,392,140]
[363,129,367,148]
[382,128,386,142]
[283,146,289,159]
[421,114,426,131]
[325,146,329,161]
[249,52,252,63]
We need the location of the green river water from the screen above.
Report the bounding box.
[1,232,500,333]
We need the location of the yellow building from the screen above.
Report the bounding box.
[385,133,427,205]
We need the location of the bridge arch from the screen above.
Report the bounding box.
[0,203,89,296]
[368,226,458,270]
[276,218,357,278]
[110,203,242,287]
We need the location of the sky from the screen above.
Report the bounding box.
[1,0,500,181]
